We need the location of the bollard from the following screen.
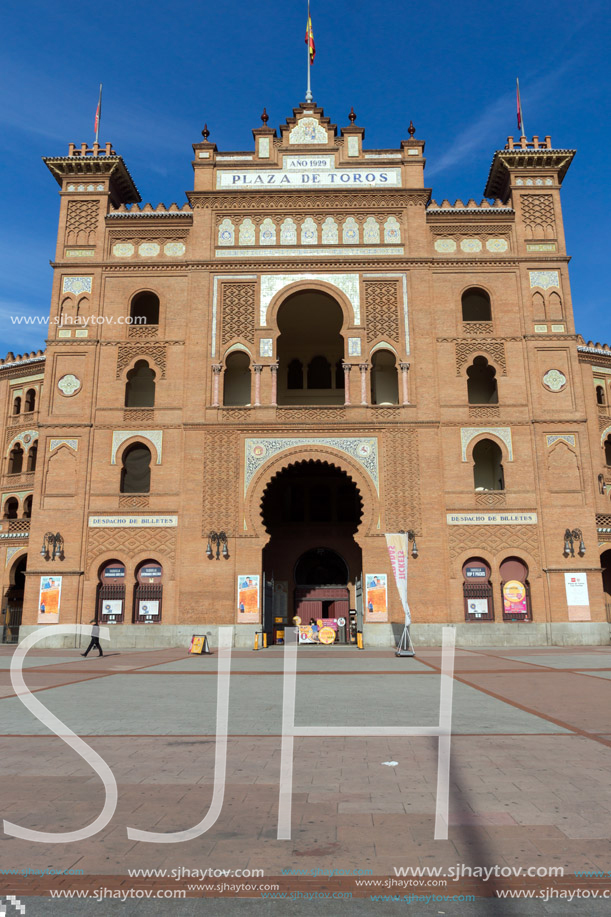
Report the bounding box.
[357,631,364,650]
[263,632,268,648]
[253,632,259,651]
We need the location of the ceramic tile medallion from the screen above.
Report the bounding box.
[530,270,559,290]
[113,243,135,257]
[383,217,401,243]
[301,217,318,245]
[164,242,186,256]
[245,437,379,493]
[542,369,567,392]
[486,239,508,252]
[259,218,277,245]
[138,243,160,257]
[363,217,380,244]
[57,374,81,396]
[321,217,339,244]
[342,218,359,244]
[218,219,235,245]
[288,117,328,144]
[435,239,457,253]
[62,277,92,295]
[238,219,256,245]
[280,219,297,245]
[460,239,482,252]
[259,339,273,357]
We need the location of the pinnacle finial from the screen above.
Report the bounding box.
[348,107,357,124]
[202,123,210,141]
[408,120,416,138]
[261,107,269,125]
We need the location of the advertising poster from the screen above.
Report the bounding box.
[502,580,528,616]
[38,575,62,623]
[139,600,159,617]
[101,599,122,620]
[467,598,489,618]
[565,573,591,621]
[237,574,260,622]
[385,532,411,624]
[365,573,388,622]
[189,636,206,655]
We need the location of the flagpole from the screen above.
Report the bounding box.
[305,2,312,102]
[94,83,103,145]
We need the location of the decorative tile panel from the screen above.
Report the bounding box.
[486,239,508,252]
[138,243,160,257]
[50,439,78,451]
[258,137,270,158]
[363,217,380,244]
[301,217,318,245]
[342,217,359,244]
[238,219,255,245]
[347,136,359,157]
[288,117,328,144]
[383,217,401,243]
[435,239,456,253]
[542,369,567,392]
[62,277,92,295]
[321,217,339,244]
[460,239,482,252]
[530,270,559,290]
[259,218,277,245]
[546,434,575,448]
[113,243,134,257]
[280,218,297,245]
[164,242,185,256]
[57,374,81,396]
[260,273,360,325]
[259,339,273,357]
[245,437,379,493]
[218,218,235,246]
[461,427,513,462]
[348,338,362,356]
[111,430,163,465]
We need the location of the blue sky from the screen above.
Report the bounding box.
[1,0,609,355]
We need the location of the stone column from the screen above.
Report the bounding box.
[399,362,410,405]
[359,363,369,405]
[342,362,352,406]
[212,364,222,407]
[253,364,263,406]
[270,363,279,406]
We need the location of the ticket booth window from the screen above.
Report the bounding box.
[500,556,532,621]
[98,560,126,624]
[462,558,494,621]
[134,560,163,624]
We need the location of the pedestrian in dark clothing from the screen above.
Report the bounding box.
[81,620,103,657]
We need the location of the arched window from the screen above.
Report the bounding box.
[130,291,160,326]
[22,495,33,519]
[26,442,37,473]
[462,288,492,322]
[371,349,399,405]
[223,352,251,406]
[596,385,606,405]
[120,443,152,493]
[125,360,156,407]
[473,438,504,491]
[462,558,494,621]
[467,356,498,404]
[24,389,36,412]
[13,396,21,416]
[3,498,18,519]
[287,359,303,389]
[307,355,332,389]
[8,444,24,475]
[605,436,611,467]
[500,556,531,621]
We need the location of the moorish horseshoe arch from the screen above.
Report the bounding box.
[244,446,379,540]
[264,277,359,332]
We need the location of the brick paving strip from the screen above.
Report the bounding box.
[0,645,610,901]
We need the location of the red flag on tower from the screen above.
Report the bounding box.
[305,7,315,64]
[516,78,525,137]
[94,84,103,143]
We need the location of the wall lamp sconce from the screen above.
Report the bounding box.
[563,528,585,558]
[399,529,419,559]
[206,530,228,560]
[40,531,64,561]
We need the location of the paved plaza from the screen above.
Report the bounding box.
[1,639,611,915]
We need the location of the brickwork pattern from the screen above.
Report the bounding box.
[521,194,555,238]
[448,524,540,562]
[221,282,256,346]
[456,340,507,375]
[65,200,98,245]
[364,281,400,343]
[86,527,177,573]
[116,344,167,378]
[383,427,421,532]
[201,431,239,534]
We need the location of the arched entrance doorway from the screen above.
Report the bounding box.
[3,554,27,643]
[261,460,363,643]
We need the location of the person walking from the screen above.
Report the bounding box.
[81,619,103,657]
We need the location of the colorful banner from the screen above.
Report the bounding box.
[38,575,62,624]
[237,575,260,621]
[385,532,411,625]
[365,573,388,622]
[503,580,528,616]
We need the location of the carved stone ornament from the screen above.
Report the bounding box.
[57,373,81,396]
[542,369,567,392]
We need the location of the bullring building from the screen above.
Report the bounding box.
[1,100,610,648]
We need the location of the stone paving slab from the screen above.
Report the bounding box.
[138,655,433,673]
[502,653,611,669]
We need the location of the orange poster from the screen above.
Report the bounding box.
[237,575,259,622]
[365,573,388,622]
[38,575,62,624]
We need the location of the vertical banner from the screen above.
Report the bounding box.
[564,573,591,621]
[385,533,411,625]
[237,575,260,622]
[365,574,388,621]
[38,575,62,623]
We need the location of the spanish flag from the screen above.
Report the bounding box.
[305,11,315,64]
